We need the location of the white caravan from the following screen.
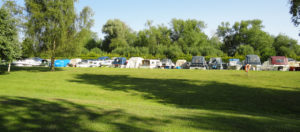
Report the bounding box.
[140,59,162,69]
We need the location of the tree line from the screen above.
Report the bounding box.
[1,0,300,72]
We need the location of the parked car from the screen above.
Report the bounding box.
[189,56,208,70]
[175,59,188,69]
[77,60,94,67]
[262,56,289,71]
[228,59,242,70]
[243,55,262,71]
[208,57,223,70]
[90,59,102,67]
[101,59,114,67]
[13,57,48,67]
[140,59,161,69]
[161,59,175,69]
[112,57,127,68]
[68,58,82,67]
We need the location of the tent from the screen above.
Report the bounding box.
[175,60,187,69]
[126,57,144,68]
[54,59,70,67]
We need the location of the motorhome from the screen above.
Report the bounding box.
[262,56,289,71]
[243,55,262,71]
[208,57,223,70]
[189,56,208,70]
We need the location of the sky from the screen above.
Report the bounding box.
[1,0,299,42]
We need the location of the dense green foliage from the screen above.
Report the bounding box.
[24,0,78,70]
[76,19,300,61]
[290,0,300,27]
[0,68,299,131]
[0,5,21,72]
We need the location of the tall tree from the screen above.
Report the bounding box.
[273,34,300,57]
[217,20,275,60]
[170,19,210,55]
[102,19,134,52]
[75,6,99,52]
[0,8,21,72]
[25,0,77,71]
[290,0,300,26]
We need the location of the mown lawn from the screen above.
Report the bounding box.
[0,67,300,132]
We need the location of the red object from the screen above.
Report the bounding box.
[271,56,288,65]
[245,64,251,72]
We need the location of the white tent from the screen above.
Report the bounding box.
[126,57,144,68]
[176,60,187,67]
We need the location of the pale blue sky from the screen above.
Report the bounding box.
[2,0,299,42]
[75,0,298,41]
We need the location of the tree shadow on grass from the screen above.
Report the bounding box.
[0,66,63,75]
[0,96,168,132]
[168,113,300,132]
[69,74,300,131]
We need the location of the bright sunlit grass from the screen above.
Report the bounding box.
[0,67,299,132]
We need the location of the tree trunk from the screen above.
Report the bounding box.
[50,40,56,71]
[50,57,55,71]
[7,62,11,73]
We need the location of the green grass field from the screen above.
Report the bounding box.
[0,67,300,132]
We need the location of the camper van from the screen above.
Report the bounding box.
[243,55,262,71]
[126,57,144,68]
[262,56,289,71]
[189,56,208,70]
[112,57,127,68]
[208,57,223,70]
[140,59,161,69]
[161,59,175,69]
[228,59,242,70]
